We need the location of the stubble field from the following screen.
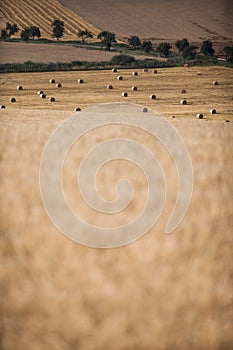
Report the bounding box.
[0,66,233,350]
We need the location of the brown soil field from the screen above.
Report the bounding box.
[0,66,232,120]
[59,0,233,45]
[0,0,100,40]
[0,67,233,349]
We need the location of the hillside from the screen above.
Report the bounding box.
[59,0,233,44]
[0,0,100,40]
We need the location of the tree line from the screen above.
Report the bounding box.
[1,20,233,63]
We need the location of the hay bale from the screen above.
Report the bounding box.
[112,68,117,73]
[170,115,176,118]
[121,92,128,97]
[74,107,81,112]
[224,120,230,123]
[10,97,16,103]
[180,99,187,105]
[49,79,55,84]
[152,69,158,74]
[141,107,148,113]
[184,63,189,68]
[17,85,23,90]
[143,68,149,72]
[37,90,44,95]
[150,94,156,100]
[132,86,137,91]
[0,105,6,109]
[210,108,217,114]
[213,81,219,86]
[56,83,62,88]
[117,76,123,80]
[196,113,204,119]
[133,71,138,76]
[40,93,46,99]
[197,71,202,75]
[107,84,113,90]
[78,79,84,84]
[49,97,55,102]
[181,89,187,94]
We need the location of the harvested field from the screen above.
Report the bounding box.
[0,66,232,120]
[59,0,233,44]
[0,66,233,350]
[0,0,100,40]
[0,42,154,64]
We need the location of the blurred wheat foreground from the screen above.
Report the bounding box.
[0,66,233,350]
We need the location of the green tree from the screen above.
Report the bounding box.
[141,40,153,53]
[201,40,215,56]
[77,29,93,43]
[182,45,197,60]
[51,19,64,41]
[97,31,116,51]
[20,27,30,42]
[224,46,233,63]
[175,38,189,53]
[156,42,172,57]
[111,54,135,66]
[29,26,41,40]
[128,35,141,49]
[1,29,9,41]
[6,22,19,38]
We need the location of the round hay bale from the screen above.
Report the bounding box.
[213,80,219,86]
[210,108,216,114]
[150,94,156,100]
[56,83,62,88]
[170,115,176,118]
[78,79,84,84]
[196,113,204,119]
[143,68,149,72]
[0,105,6,109]
[117,75,123,80]
[132,86,137,91]
[10,97,16,103]
[133,71,138,76]
[74,107,81,112]
[40,93,46,99]
[49,79,55,84]
[180,99,187,105]
[152,69,158,74]
[142,107,148,113]
[224,120,230,123]
[37,90,43,95]
[107,84,113,90]
[121,92,128,97]
[49,97,55,102]
[181,89,187,94]
[17,85,23,90]
[184,63,189,68]
[197,71,202,76]
[112,68,117,73]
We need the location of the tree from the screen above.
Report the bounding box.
[201,40,215,56]
[29,26,41,40]
[141,40,153,53]
[175,38,189,53]
[77,29,93,43]
[20,27,30,42]
[182,45,197,60]
[156,42,172,57]
[51,19,64,41]
[111,54,135,66]
[5,22,19,38]
[224,46,233,63]
[128,35,141,49]
[1,29,8,41]
[97,31,116,51]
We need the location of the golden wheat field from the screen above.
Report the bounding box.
[0,66,233,350]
